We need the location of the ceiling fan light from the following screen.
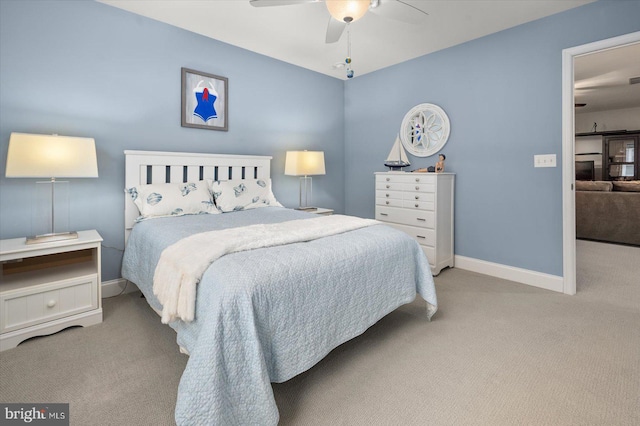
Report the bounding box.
[326,0,370,23]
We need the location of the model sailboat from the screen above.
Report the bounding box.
[384,135,411,170]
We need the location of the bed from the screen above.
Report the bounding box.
[121,150,438,425]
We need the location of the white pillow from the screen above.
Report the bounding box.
[209,179,283,212]
[126,181,219,219]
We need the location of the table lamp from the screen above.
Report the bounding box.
[5,132,98,244]
[284,150,325,211]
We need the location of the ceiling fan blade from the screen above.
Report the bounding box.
[249,0,320,7]
[325,18,347,43]
[370,0,428,25]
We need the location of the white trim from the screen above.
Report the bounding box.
[101,278,139,298]
[455,255,563,293]
[561,31,640,296]
[0,309,102,352]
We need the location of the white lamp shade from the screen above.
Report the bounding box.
[325,0,370,23]
[6,133,98,178]
[285,151,326,176]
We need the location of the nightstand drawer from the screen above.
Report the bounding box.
[1,275,98,334]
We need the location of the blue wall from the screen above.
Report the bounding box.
[344,0,640,276]
[0,1,345,281]
[2,1,639,282]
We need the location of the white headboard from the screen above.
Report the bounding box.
[124,150,273,242]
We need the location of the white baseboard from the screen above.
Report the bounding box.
[454,255,564,293]
[101,278,140,298]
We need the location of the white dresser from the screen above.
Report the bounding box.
[374,172,454,275]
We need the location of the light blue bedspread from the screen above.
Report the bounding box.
[121,207,437,425]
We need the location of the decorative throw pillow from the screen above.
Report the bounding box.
[612,180,640,192]
[575,181,613,192]
[126,181,219,219]
[209,179,283,212]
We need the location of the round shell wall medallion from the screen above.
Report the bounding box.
[399,103,451,157]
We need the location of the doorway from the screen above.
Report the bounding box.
[561,31,640,295]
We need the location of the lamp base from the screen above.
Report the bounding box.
[295,207,318,211]
[26,231,79,245]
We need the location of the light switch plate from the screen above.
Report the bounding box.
[534,154,556,168]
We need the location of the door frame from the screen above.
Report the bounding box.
[561,31,640,295]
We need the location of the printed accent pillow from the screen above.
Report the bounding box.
[126,181,219,220]
[209,179,283,212]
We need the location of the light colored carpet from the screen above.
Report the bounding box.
[1,240,638,425]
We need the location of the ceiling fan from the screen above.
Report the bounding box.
[249,0,428,43]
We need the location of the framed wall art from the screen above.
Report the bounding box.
[181,67,228,131]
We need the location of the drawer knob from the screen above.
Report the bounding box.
[415,195,419,200]
[415,204,419,208]
[47,299,57,308]
[385,193,390,197]
[386,201,390,205]
[386,185,390,189]
[415,178,420,182]
[386,178,390,182]
[415,186,419,190]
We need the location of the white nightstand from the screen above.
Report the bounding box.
[0,230,103,351]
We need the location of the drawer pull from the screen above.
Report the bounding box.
[47,300,57,308]
[415,195,419,200]
[415,186,420,190]
[386,201,390,205]
[386,177,390,182]
[417,235,426,239]
[380,213,388,216]
[385,193,390,198]
[417,218,426,221]
[415,204,419,208]
[415,178,420,182]
[386,185,390,189]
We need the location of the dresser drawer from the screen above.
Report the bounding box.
[376,190,403,200]
[399,183,435,193]
[384,223,435,247]
[421,246,436,267]
[376,198,403,208]
[376,174,436,184]
[376,205,434,228]
[402,192,434,202]
[402,200,435,211]
[375,181,404,191]
[1,275,98,334]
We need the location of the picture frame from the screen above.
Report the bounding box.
[181,67,228,131]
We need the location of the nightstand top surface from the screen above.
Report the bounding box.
[0,230,102,259]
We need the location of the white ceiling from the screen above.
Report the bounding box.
[99,0,595,80]
[574,42,640,113]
